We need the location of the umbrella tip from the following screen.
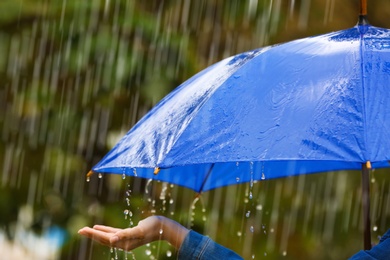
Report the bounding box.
[86,170,94,182]
[366,161,372,169]
[154,167,160,175]
[195,192,202,199]
[87,170,94,177]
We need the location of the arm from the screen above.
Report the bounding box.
[349,229,390,260]
[78,215,189,251]
[79,215,242,259]
[179,230,243,260]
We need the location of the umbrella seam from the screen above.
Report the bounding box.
[359,26,369,161]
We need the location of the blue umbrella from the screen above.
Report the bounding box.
[88,5,389,250]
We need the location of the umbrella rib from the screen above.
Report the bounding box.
[197,163,215,194]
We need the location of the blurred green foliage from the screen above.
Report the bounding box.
[1,0,390,259]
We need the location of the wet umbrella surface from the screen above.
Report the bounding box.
[92,23,390,190]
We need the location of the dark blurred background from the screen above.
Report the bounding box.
[1,0,390,259]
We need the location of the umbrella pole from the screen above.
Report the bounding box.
[361,162,371,250]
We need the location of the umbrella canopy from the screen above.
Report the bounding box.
[91,23,390,192]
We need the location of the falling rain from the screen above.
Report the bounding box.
[1,1,390,259]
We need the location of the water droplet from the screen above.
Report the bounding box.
[252,254,256,259]
[250,161,254,187]
[145,179,153,194]
[236,177,240,182]
[249,192,253,200]
[371,178,375,183]
[169,199,174,204]
[282,251,287,256]
[256,204,263,211]
[261,163,265,180]
[250,226,254,232]
[98,173,103,178]
[122,173,126,180]
[159,229,163,235]
[262,224,266,233]
[373,226,378,231]
[237,231,242,237]
[123,209,132,219]
[126,251,136,260]
[166,250,172,257]
[246,211,251,217]
[133,168,137,176]
[86,176,90,182]
[145,249,152,256]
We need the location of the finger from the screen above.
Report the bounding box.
[78,227,113,246]
[78,227,95,237]
[110,228,146,251]
[93,225,122,233]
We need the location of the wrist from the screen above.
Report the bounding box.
[159,216,189,249]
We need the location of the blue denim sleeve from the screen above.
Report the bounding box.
[349,229,390,260]
[178,230,243,260]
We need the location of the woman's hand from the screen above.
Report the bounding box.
[78,216,189,251]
